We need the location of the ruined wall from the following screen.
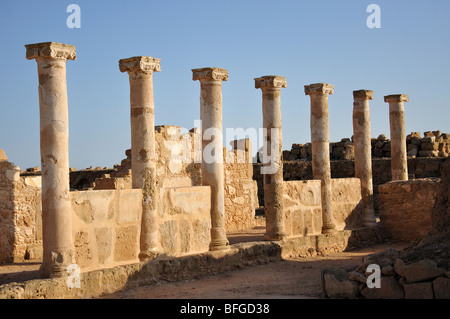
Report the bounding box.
[0,150,42,263]
[254,157,446,211]
[70,189,142,272]
[378,179,438,242]
[282,130,449,161]
[158,186,211,256]
[224,140,258,232]
[283,178,363,238]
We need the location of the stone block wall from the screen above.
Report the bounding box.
[283,178,363,238]
[224,139,258,232]
[282,130,449,161]
[0,151,42,264]
[378,179,438,242]
[158,186,211,256]
[71,189,142,272]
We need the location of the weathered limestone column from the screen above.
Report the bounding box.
[353,90,377,227]
[304,83,337,234]
[255,76,287,241]
[192,67,229,251]
[384,94,409,181]
[25,42,76,277]
[119,56,161,260]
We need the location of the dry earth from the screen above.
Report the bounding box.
[101,242,407,299]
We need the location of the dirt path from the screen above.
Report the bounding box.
[102,243,406,299]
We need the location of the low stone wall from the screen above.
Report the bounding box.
[0,227,384,299]
[158,186,211,256]
[253,157,446,211]
[378,178,438,242]
[283,178,363,238]
[71,189,143,272]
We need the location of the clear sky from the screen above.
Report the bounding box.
[0,0,449,170]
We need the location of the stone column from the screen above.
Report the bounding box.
[255,76,287,241]
[119,56,161,260]
[304,83,337,234]
[192,67,229,251]
[353,90,377,227]
[25,42,76,277]
[384,94,409,181]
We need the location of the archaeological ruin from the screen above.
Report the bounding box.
[0,42,449,299]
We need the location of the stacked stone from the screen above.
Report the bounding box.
[322,248,450,299]
[283,131,449,161]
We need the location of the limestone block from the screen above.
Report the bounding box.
[404,282,434,299]
[0,149,7,162]
[95,227,112,264]
[403,259,445,283]
[114,225,139,262]
[74,231,92,268]
[360,277,404,299]
[323,268,359,299]
[160,220,178,255]
[433,277,450,299]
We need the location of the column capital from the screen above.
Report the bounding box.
[254,75,287,90]
[192,67,228,82]
[304,83,334,95]
[119,56,161,73]
[384,94,409,103]
[353,89,373,100]
[25,42,76,61]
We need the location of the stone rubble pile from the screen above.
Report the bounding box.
[283,130,449,161]
[322,246,450,299]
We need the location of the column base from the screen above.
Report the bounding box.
[321,227,337,234]
[139,249,159,262]
[209,239,230,251]
[264,232,287,241]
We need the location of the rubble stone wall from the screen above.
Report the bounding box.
[283,130,449,162]
[0,151,42,264]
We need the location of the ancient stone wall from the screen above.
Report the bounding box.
[283,131,449,161]
[254,157,446,211]
[71,189,142,272]
[283,178,363,238]
[158,186,211,256]
[378,179,438,242]
[224,140,258,232]
[0,151,42,263]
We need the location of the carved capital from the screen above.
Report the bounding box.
[384,94,409,103]
[25,42,76,61]
[353,89,373,100]
[304,83,334,95]
[254,76,287,90]
[119,56,161,73]
[192,67,228,82]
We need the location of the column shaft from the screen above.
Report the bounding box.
[385,94,409,181]
[26,42,76,277]
[193,68,229,251]
[305,83,337,234]
[353,90,376,227]
[120,56,161,260]
[255,76,287,241]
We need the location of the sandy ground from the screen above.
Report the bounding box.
[102,242,407,299]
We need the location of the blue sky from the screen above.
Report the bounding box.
[0,0,449,170]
